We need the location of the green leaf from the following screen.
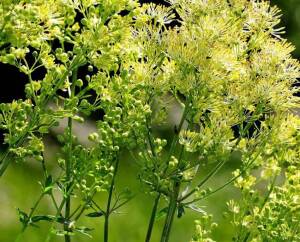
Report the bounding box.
[31,215,55,223]
[86,211,104,217]
[44,175,53,194]
[17,208,28,225]
[155,207,168,221]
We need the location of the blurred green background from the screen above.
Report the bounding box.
[1,1,300,242]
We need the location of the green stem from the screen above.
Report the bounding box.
[72,191,98,221]
[110,197,132,213]
[64,120,72,242]
[64,68,77,242]
[25,193,45,229]
[160,182,180,242]
[146,100,189,242]
[15,193,45,242]
[178,158,229,202]
[44,183,76,242]
[183,141,268,206]
[179,123,261,203]
[145,193,161,242]
[104,158,120,242]
[144,117,160,242]
[160,146,185,242]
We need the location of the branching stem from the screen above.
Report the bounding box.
[146,99,189,241]
[160,182,180,242]
[104,157,120,242]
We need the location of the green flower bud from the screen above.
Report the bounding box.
[85,75,91,81]
[81,18,88,26]
[32,51,38,58]
[88,65,94,72]
[76,79,83,87]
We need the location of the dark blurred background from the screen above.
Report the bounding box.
[0,1,299,242]
[272,0,300,58]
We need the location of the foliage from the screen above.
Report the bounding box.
[227,115,300,241]
[0,0,299,242]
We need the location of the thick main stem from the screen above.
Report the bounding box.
[160,182,180,242]
[145,193,161,242]
[146,102,188,242]
[104,158,120,242]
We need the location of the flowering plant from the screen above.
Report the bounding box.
[0,0,299,241]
